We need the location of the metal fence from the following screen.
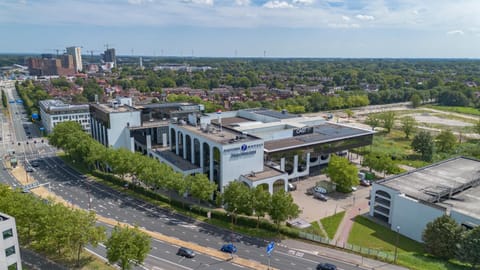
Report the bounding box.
[298,231,395,262]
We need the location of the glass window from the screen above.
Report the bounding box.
[3,228,13,239]
[8,262,17,270]
[5,246,15,257]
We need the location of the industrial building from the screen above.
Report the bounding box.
[39,99,90,134]
[26,54,76,76]
[369,156,480,242]
[0,213,22,270]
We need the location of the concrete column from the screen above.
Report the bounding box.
[191,139,195,164]
[175,130,179,155]
[182,133,187,159]
[284,178,288,192]
[306,152,311,174]
[130,137,135,153]
[199,141,204,169]
[209,145,214,182]
[268,182,273,194]
[280,157,285,171]
[162,133,167,147]
[146,134,152,150]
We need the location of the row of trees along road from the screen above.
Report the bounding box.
[423,215,480,268]
[0,185,151,270]
[50,121,302,231]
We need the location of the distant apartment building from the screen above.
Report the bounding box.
[0,213,22,270]
[66,46,83,72]
[27,54,75,76]
[39,99,90,134]
[102,48,116,67]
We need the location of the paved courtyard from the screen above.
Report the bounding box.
[290,172,371,222]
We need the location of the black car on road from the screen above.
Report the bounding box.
[177,247,195,258]
[317,263,337,270]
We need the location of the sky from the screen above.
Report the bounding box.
[1,0,480,58]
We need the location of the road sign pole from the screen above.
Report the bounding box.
[268,254,271,270]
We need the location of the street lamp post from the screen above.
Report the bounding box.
[230,208,237,243]
[394,226,400,263]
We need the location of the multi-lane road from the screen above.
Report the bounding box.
[0,79,367,270]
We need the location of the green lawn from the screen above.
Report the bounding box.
[303,221,326,238]
[320,211,345,239]
[348,216,470,270]
[426,105,480,116]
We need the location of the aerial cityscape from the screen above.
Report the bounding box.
[1,1,480,270]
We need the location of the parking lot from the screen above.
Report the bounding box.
[289,172,371,222]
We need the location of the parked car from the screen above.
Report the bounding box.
[317,263,337,270]
[25,166,34,172]
[177,247,195,258]
[313,192,328,201]
[31,161,39,167]
[306,187,315,195]
[220,243,237,254]
[314,186,327,194]
[360,179,371,186]
[288,183,297,191]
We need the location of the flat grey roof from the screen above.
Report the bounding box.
[379,157,480,203]
[174,123,260,145]
[438,184,480,221]
[153,149,200,171]
[242,166,286,182]
[264,122,373,152]
[251,109,299,119]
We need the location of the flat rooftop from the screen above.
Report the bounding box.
[174,123,260,145]
[439,184,480,220]
[153,148,200,171]
[91,103,138,113]
[379,157,480,203]
[39,99,89,112]
[242,166,286,182]
[250,109,300,120]
[263,122,373,152]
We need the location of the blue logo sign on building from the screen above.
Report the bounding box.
[241,144,248,151]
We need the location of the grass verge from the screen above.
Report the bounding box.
[320,211,345,239]
[348,216,470,270]
[426,105,480,116]
[303,221,326,238]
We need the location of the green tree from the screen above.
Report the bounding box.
[365,114,380,131]
[410,93,422,108]
[400,116,417,139]
[268,190,300,230]
[69,210,106,266]
[252,186,271,228]
[1,90,7,108]
[435,130,457,153]
[456,226,480,268]
[344,109,354,120]
[362,153,397,176]
[422,215,463,259]
[325,155,359,192]
[222,181,253,217]
[186,174,217,203]
[411,131,434,161]
[106,225,151,270]
[379,111,395,133]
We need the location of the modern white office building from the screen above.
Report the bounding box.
[370,157,480,242]
[39,99,90,134]
[0,213,22,270]
[151,109,374,193]
[66,46,83,72]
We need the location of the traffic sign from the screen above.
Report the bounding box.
[266,241,275,255]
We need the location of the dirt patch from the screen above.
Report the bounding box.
[408,113,472,127]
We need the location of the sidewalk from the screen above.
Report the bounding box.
[281,239,407,270]
[333,199,369,247]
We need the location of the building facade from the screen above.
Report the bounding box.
[39,99,90,134]
[66,46,83,72]
[0,213,22,270]
[369,157,480,242]
[27,55,75,76]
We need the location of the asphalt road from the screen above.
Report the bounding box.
[31,156,362,270]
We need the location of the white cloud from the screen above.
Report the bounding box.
[127,0,153,4]
[342,15,350,21]
[235,0,250,6]
[355,14,374,21]
[263,1,293,9]
[328,23,359,28]
[182,0,214,5]
[447,30,464,35]
[292,0,315,4]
